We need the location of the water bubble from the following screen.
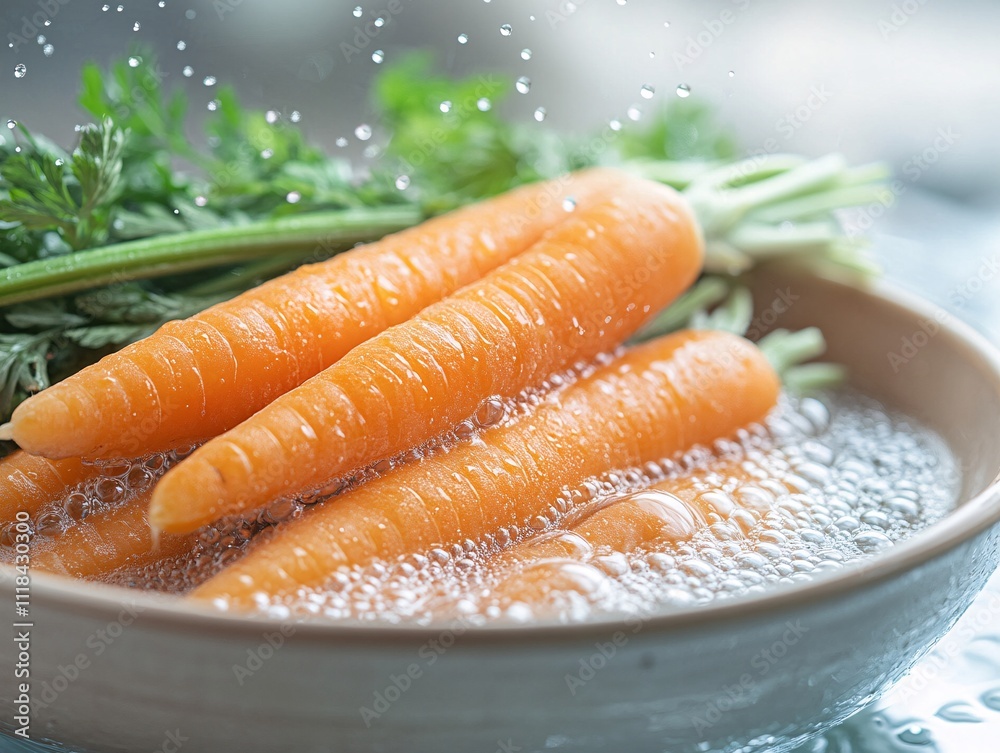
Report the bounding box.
[676,83,692,98]
[352,5,362,17]
[354,123,372,140]
[626,105,642,121]
[394,175,410,190]
[476,97,491,112]
[286,191,301,204]
[182,65,193,77]
[13,64,26,79]
[371,49,384,64]
[499,23,512,36]
[515,76,531,94]
[533,107,546,122]
[520,48,532,60]
[640,84,655,99]
[43,44,54,57]
[177,40,187,50]
[203,75,217,87]
[457,33,469,44]
[562,196,577,212]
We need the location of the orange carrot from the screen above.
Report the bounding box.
[0,452,99,521]
[153,174,704,535]
[5,170,625,460]
[190,330,778,607]
[30,491,196,578]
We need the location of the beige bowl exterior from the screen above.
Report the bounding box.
[1,270,999,753]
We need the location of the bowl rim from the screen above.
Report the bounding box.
[5,275,1000,647]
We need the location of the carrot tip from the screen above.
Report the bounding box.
[0,422,13,442]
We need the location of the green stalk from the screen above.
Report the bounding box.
[0,206,423,308]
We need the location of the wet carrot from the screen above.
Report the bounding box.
[31,491,196,578]
[191,330,778,607]
[5,170,625,460]
[0,452,99,521]
[153,174,704,535]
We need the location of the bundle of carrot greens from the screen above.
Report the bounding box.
[0,48,885,431]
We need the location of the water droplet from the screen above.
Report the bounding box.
[663,21,670,28]
[626,105,642,121]
[394,175,410,190]
[896,725,933,746]
[562,196,576,212]
[520,48,532,60]
[354,123,372,141]
[158,0,166,6]
[260,148,273,159]
[439,100,452,113]
[117,4,124,12]
[371,49,384,64]
[499,23,512,36]
[42,44,54,57]
[194,195,208,207]
[203,75,217,87]
[132,22,141,31]
[640,84,655,99]
[457,33,469,44]
[206,99,220,112]
[515,76,531,94]
[102,4,110,10]
[335,137,348,147]
[728,70,735,78]
[13,64,26,79]
[609,118,622,131]
[182,65,194,77]
[184,8,195,19]
[176,40,187,50]
[533,106,546,122]
[474,397,506,428]
[476,97,491,112]
[36,35,45,44]
[353,5,362,17]
[127,56,141,68]
[616,0,627,5]
[676,83,692,98]
[290,110,301,123]
[263,110,279,124]
[286,191,301,204]
[649,51,655,59]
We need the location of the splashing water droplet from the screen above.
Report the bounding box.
[206,99,220,112]
[616,0,627,5]
[439,100,452,113]
[260,148,273,159]
[6,120,17,130]
[117,4,124,12]
[562,196,577,212]
[609,118,622,131]
[127,56,141,68]
[515,76,531,94]
[42,44,54,57]
[158,0,165,6]
[177,40,187,50]
[476,97,491,112]
[371,49,384,64]
[13,64,27,79]
[676,83,691,98]
[395,175,410,190]
[649,51,655,59]
[627,105,642,121]
[37,35,46,44]
[728,70,735,78]
[133,21,141,31]
[354,123,372,141]
[640,84,655,99]
[102,4,110,10]
[499,23,512,36]
[457,33,469,44]
[353,5,362,17]
[203,75,217,87]
[184,9,195,19]
[520,48,532,60]
[265,110,279,124]
[663,21,670,28]
[373,15,385,27]
[533,107,546,122]
[335,137,348,148]
[286,191,301,204]
[182,65,193,77]
[290,110,301,123]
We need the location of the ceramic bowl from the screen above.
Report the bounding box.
[2,269,999,753]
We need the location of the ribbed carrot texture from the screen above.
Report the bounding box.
[191,330,779,608]
[0,452,100,520]
[152,173,704,535]
[7,170,625,460]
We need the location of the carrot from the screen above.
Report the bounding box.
[190,330,779,607]
[30,491,196,579]
[4,169,625,460]
[0,452,100,521]
[152,173,705,535]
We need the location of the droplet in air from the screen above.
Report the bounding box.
[609,118,622,131]
[439,100,452,113]
[533,106,546,122]
[158,0,166,6]
[133,22,141,31]
[6,120,16,130]
[457,33,469,44]
[127,56,141,68]
[42,44,54,57]
[663,21,670,28]
[728,70,735,78]
[265,110,279,124]
[371,49,384,64]
[354,123,372,141]
[520,48,532,60]
[649,51,655,59]
[373,16,385,27]
[116,4,124,12]
[562,196,577,212]
[515,76,531,94]
[102,4,110,10]
[185,9,195,19]
[395,175,410,190]
[353,5,362,17]
[286,191,301,204]
[206,99,219,111]
[335,137,348,147]
[37,35,46,44]
[640,84,655,99]
[476,97,491,112]
[616,0,627,5]
[203,75,217,87]
[627,105,642,121]
[290,110,301,122]
[499,23,512,36]
[13,64,27,79]
[177,40,187,50]
[676,83,691,98]
[182,66,194,77]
